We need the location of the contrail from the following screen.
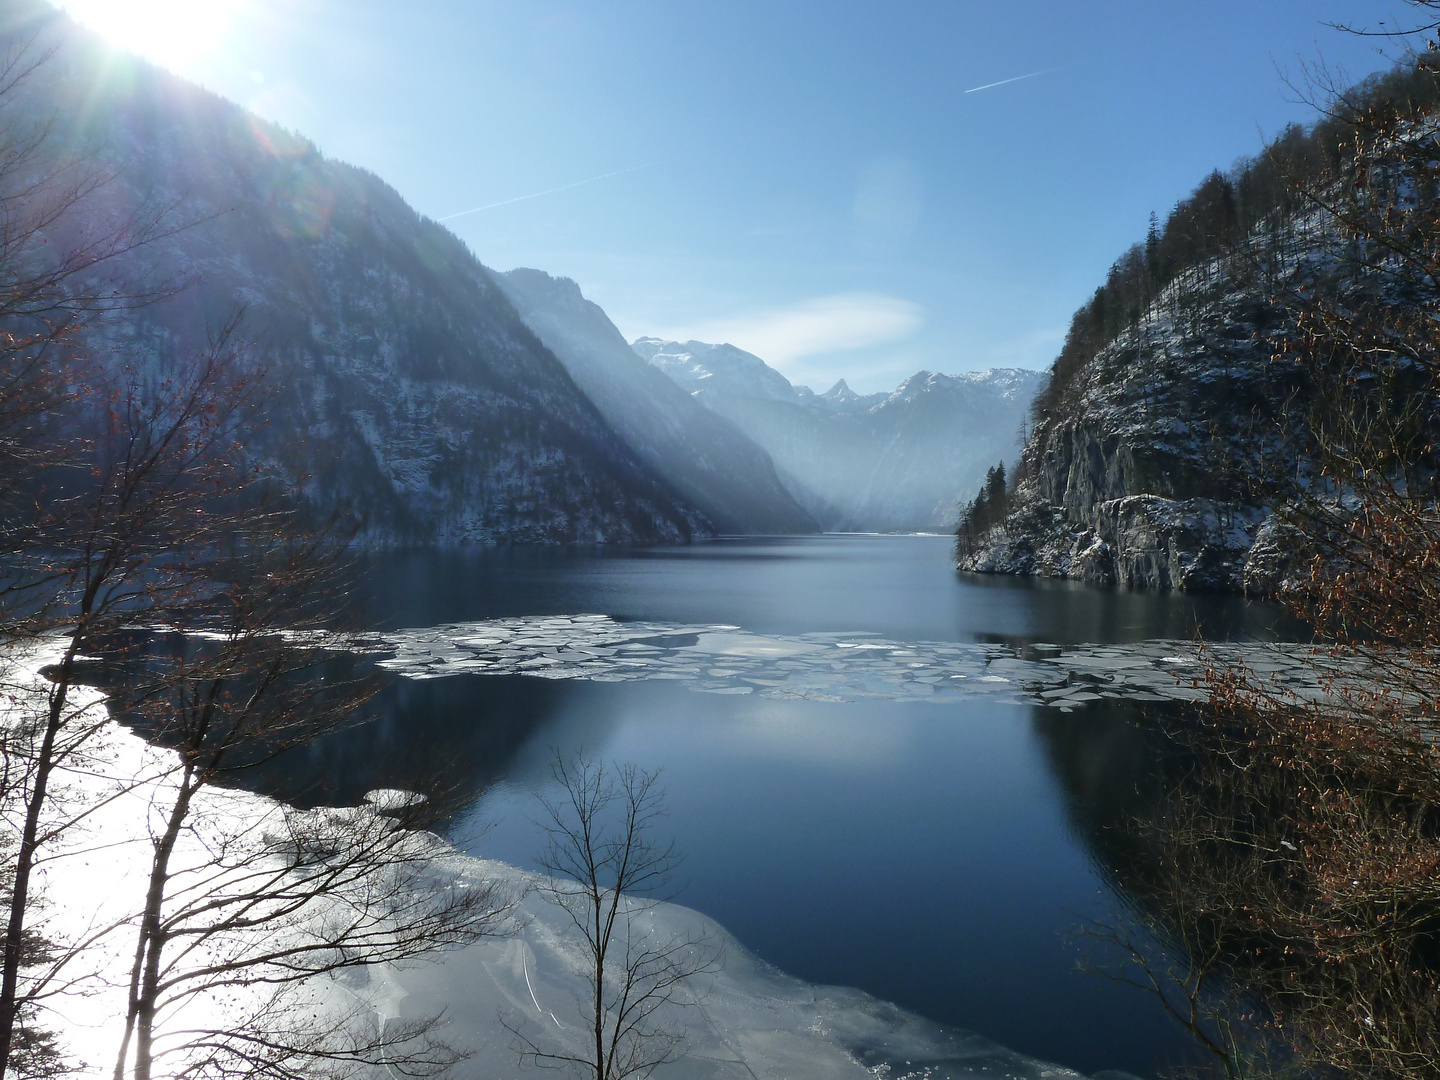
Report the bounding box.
[964,68,1052,94]
[438,163,656,221]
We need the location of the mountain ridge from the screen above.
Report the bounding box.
[634,337,1043,531]
[3,3,712,545]
[495,269,820,535]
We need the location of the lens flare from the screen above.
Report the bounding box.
[56,0,242,73]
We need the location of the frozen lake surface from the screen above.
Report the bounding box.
[264,535,1300,1077]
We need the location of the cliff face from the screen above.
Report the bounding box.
[957,49,1440,595]
[5,7,706,545]
[961,256,1308,592]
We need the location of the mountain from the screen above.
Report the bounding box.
[494,270,819,535]
[633,338,1043,531]
[2,4,708,545]
[958,265,1292,591]
[956,56,1440,593]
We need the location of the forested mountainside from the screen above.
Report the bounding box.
[634,338,1042,532]
[495,270,819,535]
[957,54,1440,592]
[3,4,707,544]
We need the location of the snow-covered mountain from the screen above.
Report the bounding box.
[4,4,708,545]
[633,338,1044,531]
[495,270,818,535]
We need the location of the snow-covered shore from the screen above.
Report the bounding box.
[2,638,1117,1080]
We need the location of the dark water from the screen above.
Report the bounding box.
[281,536,1296,1077]
[355,534,1296,644]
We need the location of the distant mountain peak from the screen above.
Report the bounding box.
[633,337,800,404]
[889,370,939,401]
[636,335,1045,531]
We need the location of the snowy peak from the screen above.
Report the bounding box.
[634,338,1043,420]
[634,336,1045,530]
[632,337,801,405]
[879,368,1040,409]
[815,378,889,411]
[887,370,941,404]
[952,367,1050,401]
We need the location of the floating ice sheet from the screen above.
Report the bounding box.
[373,615,1342,709]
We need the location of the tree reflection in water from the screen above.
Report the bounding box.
[1039,697,1440,1080]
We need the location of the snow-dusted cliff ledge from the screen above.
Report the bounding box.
[962,484,1280,593]
[959,252,1314,594]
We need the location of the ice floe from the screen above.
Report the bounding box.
[372,614,1340,711]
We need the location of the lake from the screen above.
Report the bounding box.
[275,535,1298,1078]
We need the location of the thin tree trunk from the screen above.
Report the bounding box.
[126,765,199,1080]
[119,675,229,1080]
[0,607,92,1080]
[0,678,67,1080]
[593,888,606,1080]
[111,906,148,1080]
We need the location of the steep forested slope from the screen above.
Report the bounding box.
[496,270,818,535]
[3,3,705,544]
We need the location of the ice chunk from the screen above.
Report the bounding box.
[363,788,427,811]
[373,618,1328,711]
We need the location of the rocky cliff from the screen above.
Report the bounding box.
[952,61,1440,593]
[959,254,1304,592]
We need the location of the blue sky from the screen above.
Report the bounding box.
[61,0,1414,392]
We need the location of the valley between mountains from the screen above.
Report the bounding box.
[2,5,1039,546]
[9,4,1440,1080]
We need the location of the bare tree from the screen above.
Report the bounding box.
[0,321,271,1076]
[0,22,212,1072]
[96,532,517,1080]
[0,304,519,1080]
[1078,699,1440,1080]
[508,755,719,1080]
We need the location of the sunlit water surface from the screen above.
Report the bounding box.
[271,535,1297,1077]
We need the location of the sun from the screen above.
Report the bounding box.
[56,0,242,74]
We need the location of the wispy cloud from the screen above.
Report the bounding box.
[438,163,656,221]
[964,68,1052,94]
[655,293,924,366]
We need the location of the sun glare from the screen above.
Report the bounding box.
[57,0,241,73]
